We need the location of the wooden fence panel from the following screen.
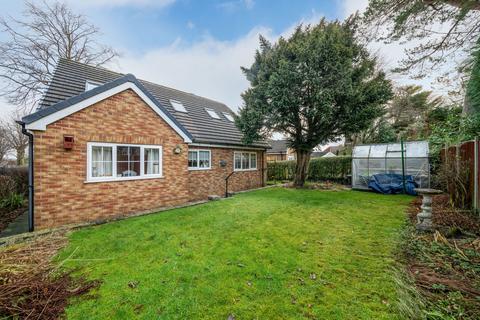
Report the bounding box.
[440,140,479,211]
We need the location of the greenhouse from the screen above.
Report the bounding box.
[351,141,430,190]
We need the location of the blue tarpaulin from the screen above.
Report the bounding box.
[368,174,418,195]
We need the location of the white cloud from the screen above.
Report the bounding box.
[186,21,195,30]
[66,0,176,8]
[244,0,255,10]
[340,0,368,17]
[217,0,255,13]
[118,28,271,111]
[115,11,323,111]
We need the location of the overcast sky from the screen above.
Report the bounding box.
[0,0,451,122]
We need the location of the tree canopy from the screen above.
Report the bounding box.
[363,0,480,82]
[236,18,392,186]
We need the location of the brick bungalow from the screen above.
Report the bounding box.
[18,59,269,231]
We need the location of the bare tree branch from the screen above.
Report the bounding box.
[362,0,480,88]
[0,0,118,112]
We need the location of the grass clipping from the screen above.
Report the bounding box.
[0,233,99,319]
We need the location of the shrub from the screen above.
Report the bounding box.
[0,175,16,199]
[267,156,352,183]
[0,166,28,195]
[0,192,25,210]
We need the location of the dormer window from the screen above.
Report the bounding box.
[170,99,187,113]
[205,108,220,119]
[85,80,102,91]
[223,113,234,122]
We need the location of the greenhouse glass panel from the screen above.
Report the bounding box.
[351,141,430,191]
[353,145,370,157]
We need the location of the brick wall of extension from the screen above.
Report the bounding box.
[32,89,266,229]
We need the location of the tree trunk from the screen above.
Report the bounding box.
[16,147,25,165]
[293,150,311,187]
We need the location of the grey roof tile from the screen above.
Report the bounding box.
[29,59,267,148]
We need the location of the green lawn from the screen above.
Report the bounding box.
[57,188,412,319]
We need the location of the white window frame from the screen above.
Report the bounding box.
[234,151,258,171]
[170,99,187,113]
[205,108,220,119]
[188,149,211,170]
[85,80,102,91]
[86,142,163,183]
[223,112,234,122]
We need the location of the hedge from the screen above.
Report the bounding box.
[0,166,28,199]
[267,156,352,183]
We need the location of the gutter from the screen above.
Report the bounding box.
[17,121,34,232]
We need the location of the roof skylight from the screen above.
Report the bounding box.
[205,108,220,119]
[223,113,234,122]
[85,80,102,91]
[170,99,187,113]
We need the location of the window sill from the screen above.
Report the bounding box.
[84,175,164,184]
[234,168,258,172]
[188,167,211,171]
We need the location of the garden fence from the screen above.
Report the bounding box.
[440,138,479,212]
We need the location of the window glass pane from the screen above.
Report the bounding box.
[199,151,210,168]
[144,148,160,175]
[117,146,140,177]
[242,152,249,169]
[131,147,140,162]
[103,147,112,161]
[130,160,140,176]
[250,153,257,169]
[91,146,112,177]
[92,146,102,161]
[188,151,198,168]
[234,153,241,169]
[117,146,129,162]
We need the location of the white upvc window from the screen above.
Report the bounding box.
[85,80,102,91]
[234,151,257,171]
[205,108,220,119]
[188,149,211,170]
[223,112,234,122]
[170,99,187,113]
[86,142,162,182]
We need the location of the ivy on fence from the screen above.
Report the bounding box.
[267,157,352,182]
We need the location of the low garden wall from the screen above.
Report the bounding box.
[267,156,352,183]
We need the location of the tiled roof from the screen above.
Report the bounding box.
[266,140,289,154]
[26,58,268,148]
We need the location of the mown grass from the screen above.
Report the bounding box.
[56,188,412,319]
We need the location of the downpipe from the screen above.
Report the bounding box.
[18,121,34,232]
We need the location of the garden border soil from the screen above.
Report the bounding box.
[405,195,480,318]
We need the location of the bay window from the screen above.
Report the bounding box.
[234,152,257,171]
[188,149,211,170]
[87,143,162,182]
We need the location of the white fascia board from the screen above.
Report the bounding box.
[189,142,267,150]
[25,82,192,143]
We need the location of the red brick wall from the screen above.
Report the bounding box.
[32,89,266,229]
[188,148,266,200]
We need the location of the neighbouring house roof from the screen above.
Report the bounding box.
[321,151,337,158]
[266,140,289,154]
[311,151,327,158]
[23,59,268,148]
[323,145,344,155]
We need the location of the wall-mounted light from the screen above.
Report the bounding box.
[173,145,183,154]
[219,160,227,167]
